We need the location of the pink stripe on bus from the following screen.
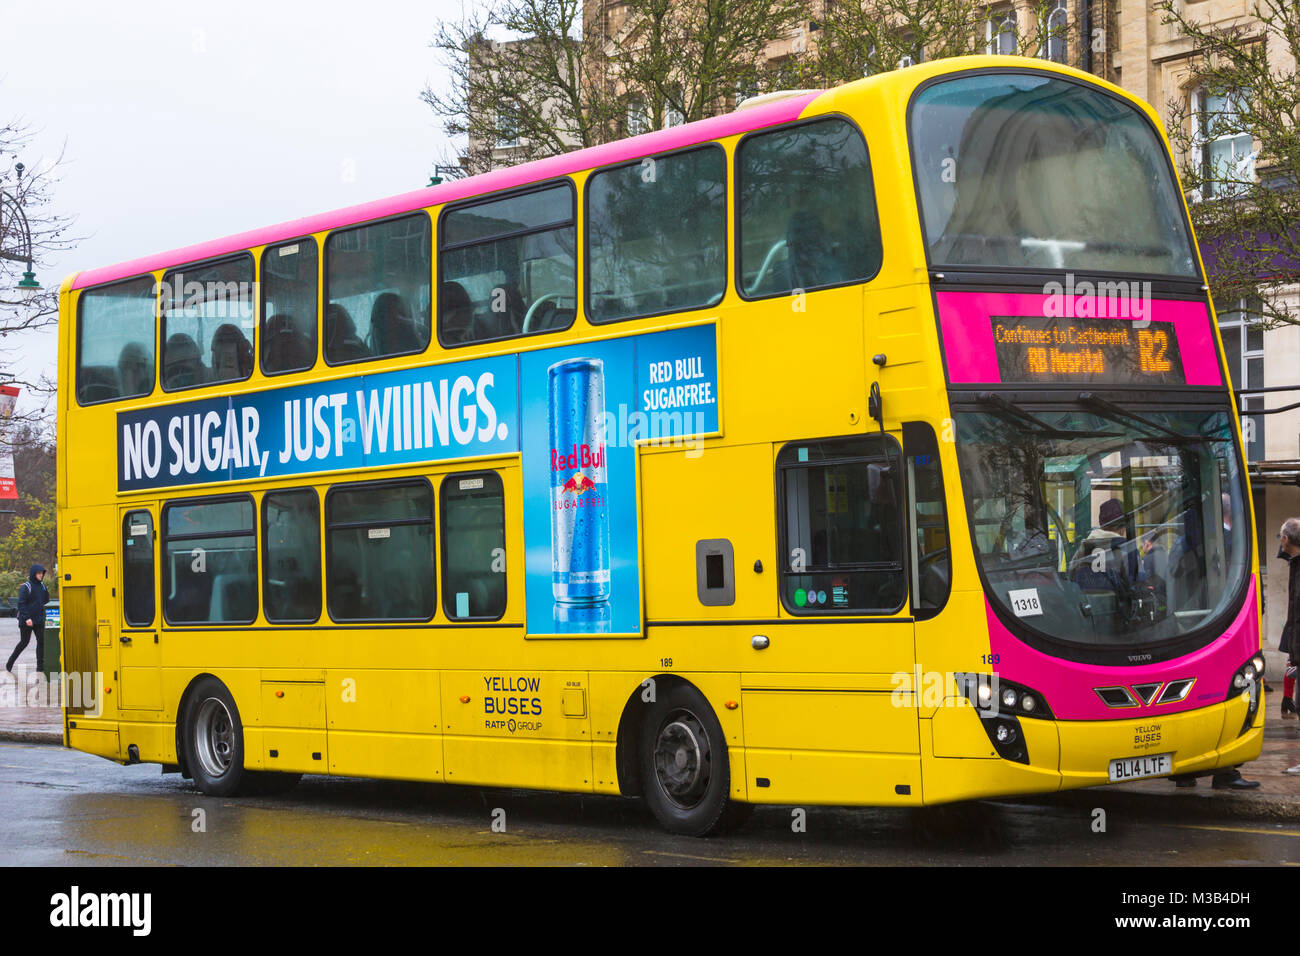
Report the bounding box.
[935,290,1222,387]
[72,92,822,291]
[984,576,1258,721]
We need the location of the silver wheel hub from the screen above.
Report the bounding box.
[194,697,235,779]
[654,712,711,808]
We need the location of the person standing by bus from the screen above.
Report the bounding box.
[1279,519,1300,721]
[5,564,49,676]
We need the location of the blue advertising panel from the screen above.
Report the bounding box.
[117,356,519,491]
[116,322,719,637]
[519,322,718,635]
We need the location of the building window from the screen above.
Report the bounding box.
[160,256,255,391]
[777,435,906,614]
[262,488,321,623]
[1218,297,1265,462]
[326,479,435,622]
[898,32,923,68]
[627,97,650,136]
[986,8,1018,55]
[738,118,883,298]
[162,496,257,625]
[439,182,576,345]
[441,472,506,620]
[1042,0,1068,64]
[1194,89,1254,200]
[77,276,156,405]
[496,109,520,149]
[586,146,726,323]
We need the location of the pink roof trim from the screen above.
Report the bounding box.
[72,92,822,291]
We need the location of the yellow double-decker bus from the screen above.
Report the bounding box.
[57,56,1262,835]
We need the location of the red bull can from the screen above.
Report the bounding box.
[548,357,611,604]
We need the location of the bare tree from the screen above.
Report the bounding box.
[0,118,74,409]
[424,0,809,175]
[1157,0,1300,328]
[610,0,806,129]
[424,0,621,175]
[811,0,1085,86]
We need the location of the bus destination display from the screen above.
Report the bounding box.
[990,315,1186,385]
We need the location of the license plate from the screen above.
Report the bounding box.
[1108,752,1173,782]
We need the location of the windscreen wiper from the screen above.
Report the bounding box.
[976,392,1121,439]
[1077,392,1231,443]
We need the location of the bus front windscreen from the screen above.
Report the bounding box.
[954,405,1250,655]
[911,73,1198,277]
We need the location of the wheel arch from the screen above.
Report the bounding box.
[614,673,706,798]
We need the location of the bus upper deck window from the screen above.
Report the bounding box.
[586,146,726,323]
[77,276,157,405]
[438,182,576,346]
[910,73,1198,277]
[261,239,318,375]
[324,213,432,365]
[738,118,882,299]
[161,256,255,391]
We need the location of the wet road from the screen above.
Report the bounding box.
[2,741,1298,866]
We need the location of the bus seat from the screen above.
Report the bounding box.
[78,366,120,402]
[208,574,254,623]
[263,313,314,371]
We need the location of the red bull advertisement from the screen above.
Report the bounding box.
[521,323,718,635]
[548,358,611,605]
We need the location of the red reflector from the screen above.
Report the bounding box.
[459,695,471,704]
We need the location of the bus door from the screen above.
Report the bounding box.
[118,507,162,710]
[739,432,920,805]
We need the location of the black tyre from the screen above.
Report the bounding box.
[182,677,250,797]
[638,683,750,836]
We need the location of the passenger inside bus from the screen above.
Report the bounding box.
[439,281,474,343]
[262,313,315,372]
[369,292,422,355]
[116,342,151,396]
[210,323,253,383]
[163,333,206,389]
[325,303,368,362]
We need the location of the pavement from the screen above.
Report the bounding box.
[3,638,1299,822]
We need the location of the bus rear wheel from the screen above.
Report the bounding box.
[182,677,250,797]
[638,684,749,836]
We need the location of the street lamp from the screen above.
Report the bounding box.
[0,162,41,291]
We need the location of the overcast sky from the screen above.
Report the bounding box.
[2,0,465,415]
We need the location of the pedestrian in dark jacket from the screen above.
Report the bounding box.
[1279,520,1300,718]
[6,564,49,675]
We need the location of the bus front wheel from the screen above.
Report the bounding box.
[182,677,250,797]
[638,683,750,836]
